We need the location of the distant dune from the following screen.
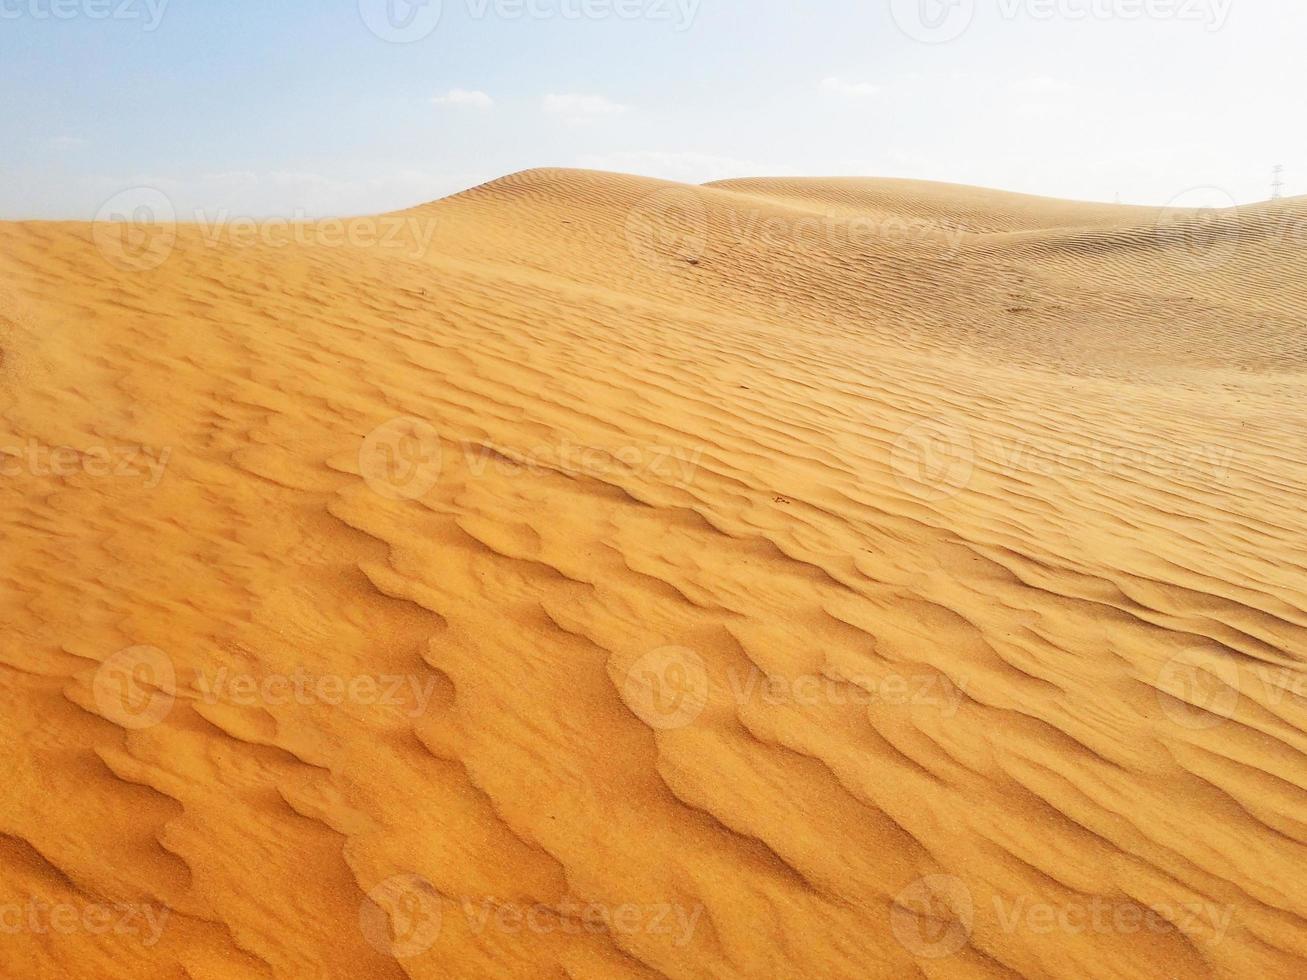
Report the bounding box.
[1,169,1305,979]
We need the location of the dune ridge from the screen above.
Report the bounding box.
[1,168,1305,978]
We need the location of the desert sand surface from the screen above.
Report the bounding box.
[1,168,1305,979]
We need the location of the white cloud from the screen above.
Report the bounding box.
[543,93,629,126]
[432,88,494,109]
[821,77,882,98]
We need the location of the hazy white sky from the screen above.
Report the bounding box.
[2,0,1303,218]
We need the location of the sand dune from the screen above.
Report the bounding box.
[1,168,1304,979]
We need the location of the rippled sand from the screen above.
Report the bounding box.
[1,169,1305,978]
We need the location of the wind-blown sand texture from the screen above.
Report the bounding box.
[1,169,1305,979]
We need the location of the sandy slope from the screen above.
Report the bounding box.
[1,168,1304,979]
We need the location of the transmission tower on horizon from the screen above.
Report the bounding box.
[1272,165,1285,201]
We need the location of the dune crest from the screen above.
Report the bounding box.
[1,169,1305,979]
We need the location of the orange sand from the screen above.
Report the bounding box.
[1,169,1304,978]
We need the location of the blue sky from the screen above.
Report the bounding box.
[3,0,1303,218]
